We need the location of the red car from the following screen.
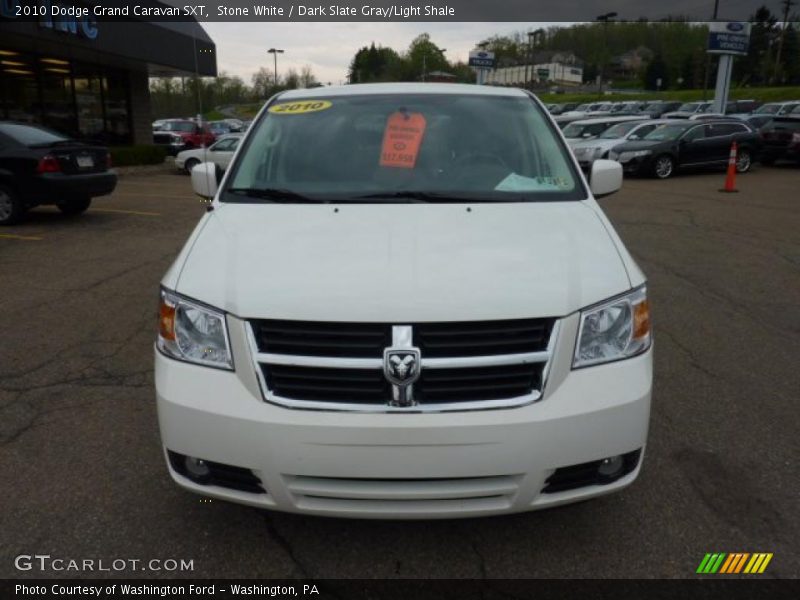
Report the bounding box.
[153,120,216,155]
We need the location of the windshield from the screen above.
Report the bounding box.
[224,93,584,203]
[677,103,701,112]
[0,123,70,145]
[643,124,689,141]
[599,121,640,139]
[162,121,195,132]
[755,104,780,114]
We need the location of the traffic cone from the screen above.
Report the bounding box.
[720,141,739,193]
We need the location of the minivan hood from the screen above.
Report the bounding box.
[174,202,631,322]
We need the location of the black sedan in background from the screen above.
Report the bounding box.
[0,122,117,225]
[759,117,800,165]
[609,120,761,179]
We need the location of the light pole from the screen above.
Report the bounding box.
[526,31,536,90]
[596,12,617,93]
[267,48,284,87]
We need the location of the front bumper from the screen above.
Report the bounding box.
[155,314,652,519]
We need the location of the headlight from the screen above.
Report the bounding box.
[619,149,652,161]
[573,286,651,368]
[157,288,233,369]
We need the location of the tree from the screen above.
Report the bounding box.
[299,65,317,88]
[251,67,276,98]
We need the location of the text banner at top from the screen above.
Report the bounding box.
[0,0,775,22]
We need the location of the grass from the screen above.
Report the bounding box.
[536,86,800,105]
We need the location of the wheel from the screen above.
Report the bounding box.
[0,184,26,226]
[184,158,200,174]
[57,196,92,216]
[652,154,674,179]
[760,156,776,166]
[735,148,752,173]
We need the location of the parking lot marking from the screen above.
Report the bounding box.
[92,208,161,217]
[0,233,43,241]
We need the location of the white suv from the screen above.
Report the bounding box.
[155,83,652,519]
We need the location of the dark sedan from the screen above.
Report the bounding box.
[759,116,800,165]
[609,120,761,179]
[0,122,117,225]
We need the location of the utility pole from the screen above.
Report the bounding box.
[596,12,617,94]
[774,0,796,83]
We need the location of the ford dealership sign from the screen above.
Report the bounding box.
[707,21,751,56]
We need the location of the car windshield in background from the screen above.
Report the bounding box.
[644,124,689,141]
[0,123,69,145]
[755,104,780,114]
[677,103,701,112]
[162,122,195,132]
[225,94,584,203]
[599,121,640,139]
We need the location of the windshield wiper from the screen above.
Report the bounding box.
[226,187,328,203]
[353,191,488,203]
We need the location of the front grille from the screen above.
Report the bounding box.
[416,364,541,403]
[414,318,554,357]
[264,364,390,403]
[261,363,541,405]
[252,319,391,358]
[249,318,558,412]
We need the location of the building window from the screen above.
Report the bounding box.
[0,47,132,144]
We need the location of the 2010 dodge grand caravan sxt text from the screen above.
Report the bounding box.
[155,83,652,519]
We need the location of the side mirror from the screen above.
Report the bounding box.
[191,162,218,199]
[582,132,592,138]
[628,134,639,141]
[589,159,623,198]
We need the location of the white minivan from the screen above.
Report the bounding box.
[155,83,652,519]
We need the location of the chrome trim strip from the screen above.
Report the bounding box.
[255,353,382,369]
[253,351,551,370]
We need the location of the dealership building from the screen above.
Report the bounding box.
[0,1,216,145]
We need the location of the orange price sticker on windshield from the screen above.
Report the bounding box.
[380,111,427,168]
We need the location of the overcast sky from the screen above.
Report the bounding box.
[202,22,559,85]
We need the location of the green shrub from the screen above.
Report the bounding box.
[110,145,167,167]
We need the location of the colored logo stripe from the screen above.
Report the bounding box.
[697,553,773,574]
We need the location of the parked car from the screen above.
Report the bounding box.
[223,118,245,132]
[153,120,216,155]
[748,101,800,118]
[0,122,117,225]
[156,83,652,518]
[609,120,760,179]
[663,101,713,119]
[636,101,682,118]
[759,116,800,165]
[610,101,647,115]
[152,119,169,131]
[561,116,646,147]
[571,119,669,169]
[724,99,761,115]
[175,133,243,173]
[208,121,233,136]
[548,102,578,115]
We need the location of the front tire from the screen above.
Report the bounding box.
[735,148,752,173]
[57,196,92,216]
[0,185,26,226]
[184,158,200,174]
[653,154,674,179]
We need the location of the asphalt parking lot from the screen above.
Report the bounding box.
[1,165,798,579]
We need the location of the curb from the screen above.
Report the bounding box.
[115,158,178,177]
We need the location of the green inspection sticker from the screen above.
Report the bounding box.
[268,100,332,115]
